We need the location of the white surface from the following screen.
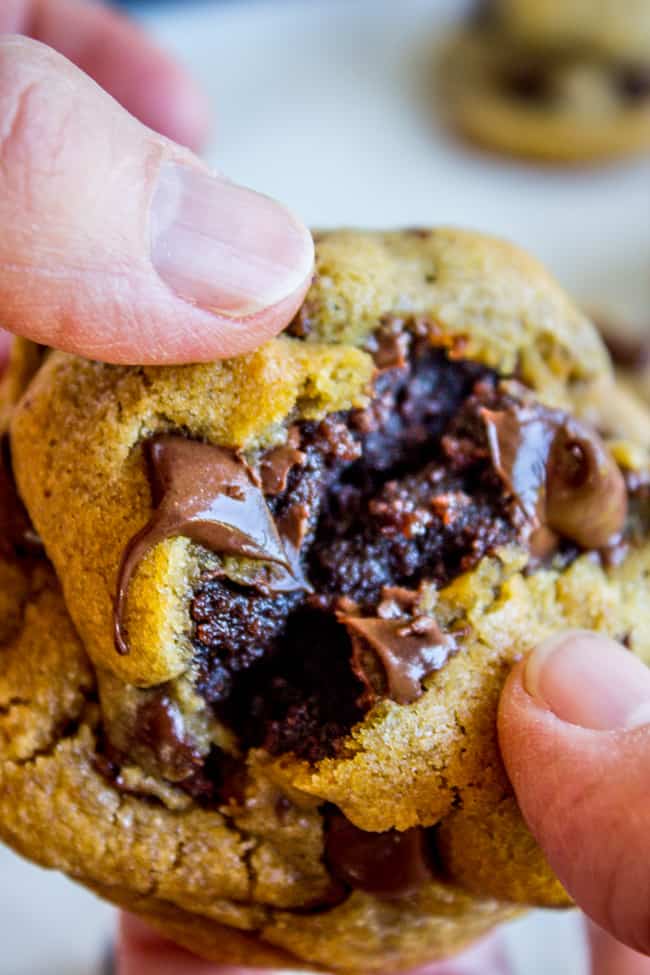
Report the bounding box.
[1,1,649,973]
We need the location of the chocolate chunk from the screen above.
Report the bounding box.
[546,418,627,549]
[482,404,627,551]
[502,63,550,102]
[114,435,302,655]
[343,614,457,705]
[482,405,556,522]
[134,692,202,782]
[325,812,433,898]
[618,64,650,102]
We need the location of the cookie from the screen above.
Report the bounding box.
[3,228,650,972]
[443,2,650,163]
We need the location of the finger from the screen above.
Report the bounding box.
[0,38,313,364]
[117,915,268,975]
[118,916,512,975]
[1,0,210,150]
[589,920,650,975]
[408,933,513,973]
[499,631,650,955]
[0,331,12,372]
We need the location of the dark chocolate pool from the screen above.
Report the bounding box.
[106,321,628,821]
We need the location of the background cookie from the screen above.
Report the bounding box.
[443,5,650,163]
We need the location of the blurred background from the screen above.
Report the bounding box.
[1,1,649,973]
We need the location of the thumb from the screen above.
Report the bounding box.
[499,631,650,956]
[0,37,313,365]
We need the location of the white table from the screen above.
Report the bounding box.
[2,1,648,972]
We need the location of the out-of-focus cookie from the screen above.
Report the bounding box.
[443,2,650,162]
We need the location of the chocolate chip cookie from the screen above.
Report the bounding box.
[443,0,650,162]
[2,229,650,972]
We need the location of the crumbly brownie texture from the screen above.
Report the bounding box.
[443,2,650,162]
[4,228,650,971]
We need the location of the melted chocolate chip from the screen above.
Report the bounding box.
[546,418,627,549]
[134,692,202,782]
[114,435,301,655]
[343,614,457,705]
[482,403,627,551]
[325,812,433,898]
[259,440,306,496]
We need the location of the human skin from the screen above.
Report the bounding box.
[1,3,650,974]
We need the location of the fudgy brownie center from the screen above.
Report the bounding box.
[188,333,518,767]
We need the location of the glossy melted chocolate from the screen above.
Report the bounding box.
[343,614,457,705]
[482,403,627,552]
[114,435,296,655]
[325,812,433,899]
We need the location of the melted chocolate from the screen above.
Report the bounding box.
[343,614,457,705]
[133,692,202,781]
[325,812,433,898]
[482,403,627,551]
[259,438,306,496]
[114,435,297,655]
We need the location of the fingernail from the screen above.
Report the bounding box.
[524,629,650,730]
[150,161,314,316]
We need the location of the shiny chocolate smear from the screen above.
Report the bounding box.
[114,435,293,655]
[325,812,433,898]
[259,442,306,496]
[343,614,457,705]
[482,404,627,553]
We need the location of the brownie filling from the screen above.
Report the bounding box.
[108,321,629,802]
[187,338,517,765]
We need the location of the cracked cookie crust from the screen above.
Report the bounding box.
[3,228,650,972]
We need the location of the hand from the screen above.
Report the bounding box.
[3,0,211,151]
[500,630,650,974]
[0,4,314,364]
[117,915,512,975]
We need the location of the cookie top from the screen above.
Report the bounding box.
[494,0,650,61]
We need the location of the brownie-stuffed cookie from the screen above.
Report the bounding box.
[2,229,650,973]
[443,0,650,163]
